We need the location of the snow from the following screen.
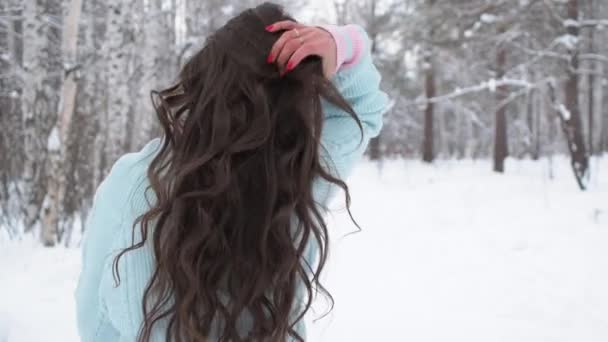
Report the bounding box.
[558,104,571,121]
[488,78,497,93]
[2,157,608,342]
[47,127,61,151]
[563,19,580,28]
[480,13,498,24]
[0,238,80,342]
[555,34,579,50]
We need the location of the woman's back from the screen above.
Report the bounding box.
[76,3,388,341]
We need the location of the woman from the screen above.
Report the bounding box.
[76,2,388,342]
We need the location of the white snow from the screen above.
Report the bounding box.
[47,127,61,151]
[558,104,571,121]
[0,238,80,342]
[563,19,580,28]
[554,34,579,50]
[480,13,498,24]
[1,157,608,342]
[488,78,497,93]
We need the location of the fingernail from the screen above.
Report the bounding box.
[286,61,295,71]
[265,25,274,31]
[266,54,274,63]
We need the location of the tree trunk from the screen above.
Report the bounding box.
[561,0,589,190]
[21,0,49,232]
[494,28,508,173]
[41,0,83,247]
[534,88,541,160]
[587,0,595,156]
[422,52,436,163]
[526,86,540,160]
[367,11,381,161]
[595,61,604,153]
[103,0,131,172]
[538,81,548,159]
[131,0,168,150]
[84,0,109,191]
[587,61,594,157]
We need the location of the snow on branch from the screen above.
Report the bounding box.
[509,40,608,65]
[563,19,579,28]
[480,13,498,24]
[554,34,578,50]
[563,18,608,30]
[409,78,534,107]
[557,104,571,121]
[578,19,608,28]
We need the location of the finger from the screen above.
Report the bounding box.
[268,30,292,63]
[285,39,323,71]
[268,28,314,64]
[265,20,304,32]
[275,32,316,71]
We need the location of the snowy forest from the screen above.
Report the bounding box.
[1,0,607,246]
[1,1,608,341]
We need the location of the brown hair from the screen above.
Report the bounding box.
[114,3,361,341]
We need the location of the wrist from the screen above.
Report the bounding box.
[317,24,366,73]
[317,24,347,74]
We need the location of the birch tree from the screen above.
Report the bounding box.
[103,0,131,173]
[41,0,83,246]
[21,0,48,232]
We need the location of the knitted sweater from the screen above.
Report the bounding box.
[75,24,389,342]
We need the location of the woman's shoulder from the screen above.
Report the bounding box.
[106,138,161,187]
[94,138,161,226]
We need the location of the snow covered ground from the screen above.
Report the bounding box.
[1,156,607,342]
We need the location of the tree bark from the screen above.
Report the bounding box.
[41,0,83,247]
[534,88,541,160]
[587,61,594,157]
[526,85,540,160]
[561,0,589,190]
[494,27,508,173]
[367,2,382,161]
[21,0,49,232]
[587,0,595,156]
[596,60,604,153]
[422,51,436,163]
[103,0,131,172]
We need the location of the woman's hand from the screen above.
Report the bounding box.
[266,20,337,78]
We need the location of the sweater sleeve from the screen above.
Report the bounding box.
[75,139,162,342]
[318,24,390,183]
[317,24,367,74]
[75,150,145,341]
[97,141,164,341]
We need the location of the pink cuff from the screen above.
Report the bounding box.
[318,24,366,74]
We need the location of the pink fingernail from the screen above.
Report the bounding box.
[267,54,274,63]
[286,61,295,71]
[265,25,274,31]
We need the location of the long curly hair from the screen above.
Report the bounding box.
[114,3,361,341]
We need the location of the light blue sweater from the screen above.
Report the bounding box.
[75,24,389,342]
